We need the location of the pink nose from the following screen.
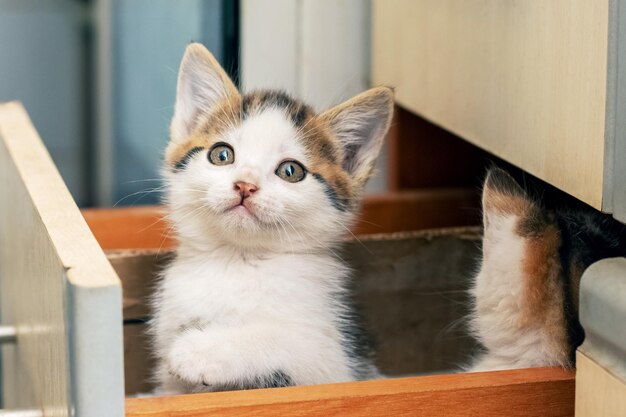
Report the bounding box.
[234,181,259,198]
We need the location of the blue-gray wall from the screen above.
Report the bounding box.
[0,1,90,204]
[111,0,224,205]
[0,0,226,206]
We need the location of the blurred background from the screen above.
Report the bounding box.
[0,0,380,207]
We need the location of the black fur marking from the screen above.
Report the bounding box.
[211,370,293,391]
[517,207,554,238]
[261,90,291,109]
[312,173,348,212]
[556,214,585,365]
[556,208,626,364]
[259,370,293,388]
[241,95,254,118]
[335,289,378,380]
[241,90,313,128]
[291,104,310,127]
[316,140,339,164]
[173,147,205,172]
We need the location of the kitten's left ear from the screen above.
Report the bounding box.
[319,87,394,185]
[171,43,239,141]
[481,168,537,232]
[482,168,533,217]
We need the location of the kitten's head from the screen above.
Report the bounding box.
[164,43,393,252]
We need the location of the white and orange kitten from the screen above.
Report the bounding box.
[150,43,394,394]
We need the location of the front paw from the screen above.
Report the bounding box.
[166,329,233,389]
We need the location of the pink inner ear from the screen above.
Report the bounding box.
[171,44,239,142]
[318,88,393,181]
[481,168,535,218]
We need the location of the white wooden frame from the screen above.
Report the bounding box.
[0,102,124,417]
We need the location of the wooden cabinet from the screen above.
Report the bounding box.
[373,0,626,222]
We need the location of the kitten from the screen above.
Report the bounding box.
[468,167,626,371]
[150,43,393,394]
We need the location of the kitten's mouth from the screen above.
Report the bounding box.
[227,199,258,219]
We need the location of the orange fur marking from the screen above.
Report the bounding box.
[520,223,570,367]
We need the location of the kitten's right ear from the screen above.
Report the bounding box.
[170,43,239,141]
[318,87,394,187]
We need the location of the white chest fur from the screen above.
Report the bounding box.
[151,246,358,393]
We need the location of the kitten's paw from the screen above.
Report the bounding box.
[166,329,235,389]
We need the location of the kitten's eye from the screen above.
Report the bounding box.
[208,143,234,165]
[276,160,306,183]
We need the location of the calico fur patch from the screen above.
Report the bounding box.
[469,168,626,371]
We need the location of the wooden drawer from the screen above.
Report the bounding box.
[372,0,626,222]
[0,102,575,416]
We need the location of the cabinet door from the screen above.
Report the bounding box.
[0,102,124,417]
[372,0,610,210]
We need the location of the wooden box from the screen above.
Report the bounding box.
[0,102,574,416]
[102,226,482,394]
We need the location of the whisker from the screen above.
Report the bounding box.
[334,219,374,256]
[113,186,169,207]
[157,204,209,255]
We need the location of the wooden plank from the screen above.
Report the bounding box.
[82,205,173,250]
[372,0,609,208]
[0,102,125,416]
[576,351,626,417]
[126,367,574,416]
[354,189,479,235]
[83,189,479,250]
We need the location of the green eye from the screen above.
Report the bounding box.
[276,160,306,183]
[208,143,234,165]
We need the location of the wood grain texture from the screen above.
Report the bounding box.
[576,349,626,416]
[0,102,124,416]
[373,0,609,208]
[126,367,574,416]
